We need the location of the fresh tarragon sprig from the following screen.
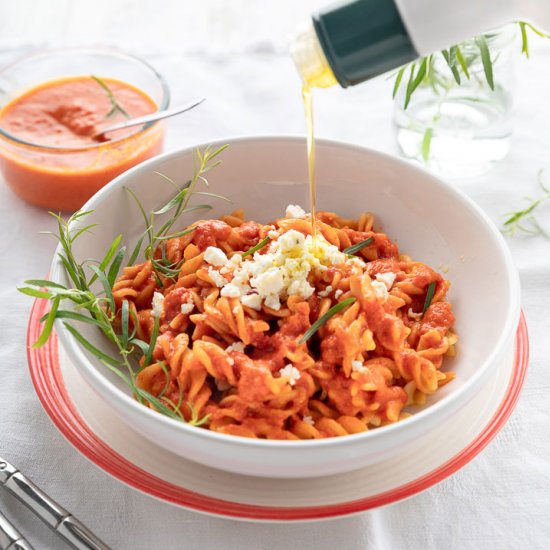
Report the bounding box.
[393,21,550,111]
[503,170,550,237]
[19,145,230,425]
[91,75,130,120]
[126,144,231,284]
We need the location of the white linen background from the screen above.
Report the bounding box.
[0,1,549,549]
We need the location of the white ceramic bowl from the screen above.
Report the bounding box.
[51,137,521,478]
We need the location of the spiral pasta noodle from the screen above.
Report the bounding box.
[113,206,457,439]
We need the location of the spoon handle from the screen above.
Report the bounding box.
[93,97,206,139]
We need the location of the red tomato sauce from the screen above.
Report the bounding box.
[0,76,164,211]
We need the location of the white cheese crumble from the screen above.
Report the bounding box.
[209,229,347,311]
[351,360,367,372]
[204,246,228,267]
[180,299,195,315]
[375,272,396,290]
[226,342,245,353]
[285,204,306,219]
[220,283,242,298]
[219,254,242,275]
[151,292,164,318]
[240,293,262,311]
[408,308,423,321]
[279,364,301,386]
[268,230,279,240]
[334,289,343,299]
[371,280,389,301]
[318,285,333,298]
[215,229,346,311]
[208,267,228,288]
[303,415,314,426]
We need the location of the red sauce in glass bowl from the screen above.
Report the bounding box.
[0,76,164,211]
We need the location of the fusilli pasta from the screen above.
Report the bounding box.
[112,207,457,439]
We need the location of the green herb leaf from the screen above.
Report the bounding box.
[475,36,494,91]
[441,47,461,85]
[421,127,433,162]
[455,46,470,79]
[62,322,122,367]
[241,236,270,258]
[127,234,146,267]
[51,310,104,328]
[155,226,197,241]
[91,75,130,119]
[107,246,126,287]
[422,282,436,315]
[299,297,357,344]
[343,237,374,256]
[18,288,54,299]
[89,234,122,285]
[519,21,529,58]
[404,57,427,109]
[24,279,67,290]
[33,296,60,348]
[121,300,130,349]
[143,315,160,367]
[89,265,115,315]
[134,387,184,421]
[392,66,406,98]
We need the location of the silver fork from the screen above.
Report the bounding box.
[0,510,33,550]
[0,457,109,550]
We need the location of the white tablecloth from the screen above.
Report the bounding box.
[1,15,550,550]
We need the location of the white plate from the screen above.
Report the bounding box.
[28,298,529,521]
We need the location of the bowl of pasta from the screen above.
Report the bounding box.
[48,136,521,478]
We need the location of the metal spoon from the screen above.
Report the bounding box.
[92,97,205,141]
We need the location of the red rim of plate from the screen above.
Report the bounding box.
[27,297,529,521]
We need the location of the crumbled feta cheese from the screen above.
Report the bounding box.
[264,293,281,311]
[151,292,164,318]
[371,280,389,301]
[268,230,279,240]
[221,283,242,298]
[226,342,245,353]
[279,364,301,386]
[352,360,367,372]
[180,300,195,314]
[375,272,396,290]
[208,267,228,288]
[240,293,262,311]
[204,246,228,267]
[287,278,315,299]
[220,254,242,275]
[318,285,333,298]
[251,267,285,297]
[334,289,343,299]
[303,415,314,426]
[217,229,346,312]
[408,308,423,321]
[285,204,306,219]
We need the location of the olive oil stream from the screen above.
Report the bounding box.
[302,84,317,244]
[301,65,337,246]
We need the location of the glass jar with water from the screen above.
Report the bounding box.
[393,26,516,178]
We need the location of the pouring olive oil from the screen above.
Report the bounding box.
[301,84,317,244]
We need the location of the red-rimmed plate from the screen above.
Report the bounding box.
[28,298,529,522]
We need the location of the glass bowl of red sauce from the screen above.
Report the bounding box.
[0,48,169,211]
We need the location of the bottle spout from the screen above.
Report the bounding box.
[290,21,339,89]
